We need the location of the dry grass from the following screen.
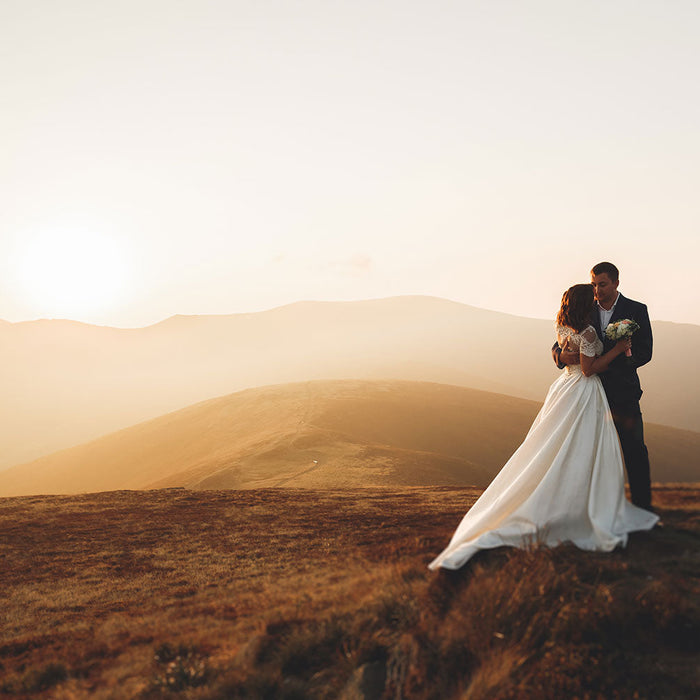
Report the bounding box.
[3,380,698,497]
[1,486,699,698]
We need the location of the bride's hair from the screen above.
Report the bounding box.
[557,284,595,332]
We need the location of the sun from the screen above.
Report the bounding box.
[16,228,128,321]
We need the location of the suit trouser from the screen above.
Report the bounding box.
[609,401,652,510]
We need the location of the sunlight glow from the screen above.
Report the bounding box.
[15,229,128,319]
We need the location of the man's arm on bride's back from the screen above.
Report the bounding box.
[551,342,564,369]
[552,340,580,368]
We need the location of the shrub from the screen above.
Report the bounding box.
[151,642,210,691]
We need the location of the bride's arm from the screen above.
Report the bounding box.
[581,338,630,376]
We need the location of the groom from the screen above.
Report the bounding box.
[552,262,654,512]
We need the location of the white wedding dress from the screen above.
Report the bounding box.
[429,324,658,571]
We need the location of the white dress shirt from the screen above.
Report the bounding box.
[597,293,620,333]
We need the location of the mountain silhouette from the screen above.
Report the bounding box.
[1,296,697,470]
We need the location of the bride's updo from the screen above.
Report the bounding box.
[557,284,595,332]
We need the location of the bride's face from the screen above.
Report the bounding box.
[591,273,619,306]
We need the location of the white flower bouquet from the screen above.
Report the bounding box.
[605,318,640,357]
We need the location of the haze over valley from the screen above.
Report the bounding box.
[2,296,698,478]
[1,378,697,498]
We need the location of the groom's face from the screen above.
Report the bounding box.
[591,273,619,306]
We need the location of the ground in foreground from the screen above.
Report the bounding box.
[1,486,699,699]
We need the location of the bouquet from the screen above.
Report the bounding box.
[605,319,640,356]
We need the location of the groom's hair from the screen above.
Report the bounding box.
[591,261,619,281]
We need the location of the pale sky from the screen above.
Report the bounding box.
[1,0,699,327]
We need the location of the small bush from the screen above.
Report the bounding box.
[151,642,210,691]
[20,662,68,693]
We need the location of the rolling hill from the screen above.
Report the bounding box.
[1,296,697,471]
[0,379,697,497]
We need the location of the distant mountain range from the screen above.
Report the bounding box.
[1,296,697,471]
[0,379,697,497]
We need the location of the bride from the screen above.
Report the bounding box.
[429,284,658,571]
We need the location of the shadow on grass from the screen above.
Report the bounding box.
[1,489,698,699]
[199,538,700,700]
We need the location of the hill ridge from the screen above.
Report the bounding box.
[0,379,697,497]
[2,296,699,472]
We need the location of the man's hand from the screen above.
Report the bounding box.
[559,337,581,366]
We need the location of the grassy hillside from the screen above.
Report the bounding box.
[1,380,698,498]
[2,296,697,470]
[1,486,698,698]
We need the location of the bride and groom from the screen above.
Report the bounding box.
[430,262,658,571]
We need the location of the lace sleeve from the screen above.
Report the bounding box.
[556,325,574,347]
[579,327,600,357]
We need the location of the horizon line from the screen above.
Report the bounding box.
[1,294,697,330]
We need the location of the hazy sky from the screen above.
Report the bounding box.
[2,1,699,327]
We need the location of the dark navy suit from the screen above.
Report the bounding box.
[553,295,654,510]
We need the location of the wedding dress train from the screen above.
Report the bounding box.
[429,325,658,571]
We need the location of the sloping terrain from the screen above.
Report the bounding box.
[0,380,697,497]
[1,296,696,470]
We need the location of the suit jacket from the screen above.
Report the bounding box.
[552,294,653,407]
[590,294,652,406]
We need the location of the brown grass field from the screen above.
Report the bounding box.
[1,486,699,699]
